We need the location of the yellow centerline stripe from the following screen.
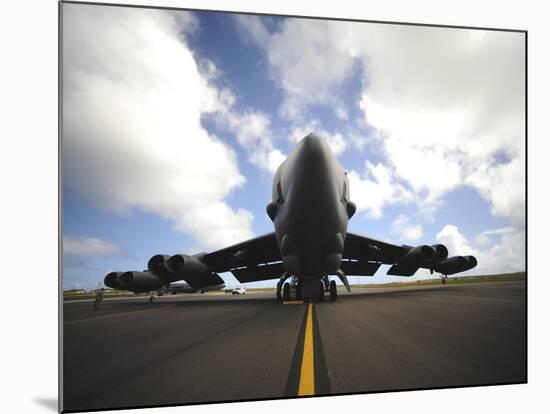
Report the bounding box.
[64,305,175,326]
[298,303,315,396]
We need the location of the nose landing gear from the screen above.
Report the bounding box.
[329,280,337,301]
[282,282,291,301]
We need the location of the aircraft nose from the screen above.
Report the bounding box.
[295,133,331,169]
[299,132,325,152]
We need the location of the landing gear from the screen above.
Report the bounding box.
[329,280,337,302]
[322,275,330,292]
[283,283,291,301]
[319,281,325,302]
[276,272,291,302]
[149,293,155,303]
[441,274,448,285]
[295,282,303,301]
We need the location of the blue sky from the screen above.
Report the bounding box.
[62,4,525,290]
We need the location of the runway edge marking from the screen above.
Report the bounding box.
[312,304,331,395]
[283,303,308,397]
[298,303,315,396]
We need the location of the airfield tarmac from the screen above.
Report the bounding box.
[62,280,526,412]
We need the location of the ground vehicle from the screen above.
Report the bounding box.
[231,286,247,295]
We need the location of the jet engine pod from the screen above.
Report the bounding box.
[104,272,125,290]
[119,271,165,293]
[166,254,210,277]
[433,255,477,275]
[147,254,175,279]
[398,245,436,267]
[464,255,478,270]
[165,254,222,289]
[430,244,449,263]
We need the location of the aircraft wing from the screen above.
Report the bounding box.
[343,231,408,264]
[201,232,283,283]
[342,231,477,277]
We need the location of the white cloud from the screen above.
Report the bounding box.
[235,17,525,227]
[235,16,355,121]
[289,120,347,156]
[475,226,516,246]
[355,27,525,223]
[63,5,254,249]
[436,225,524,275]
[436,225,474,256]
[347,161,413,218]
[212,106,286,174]
[64,235,119,256]
[390,215,423,242]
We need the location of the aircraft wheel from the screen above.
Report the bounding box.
[283,283,291,301]
[319,281,325,302]
[330,280,337,302]
[296,282,303,301]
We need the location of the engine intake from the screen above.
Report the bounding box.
[147,254,178,281]
[104,272,125,290]
[398,245,436,267]
[430,244,449,263]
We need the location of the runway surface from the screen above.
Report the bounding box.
[62,281,526,412]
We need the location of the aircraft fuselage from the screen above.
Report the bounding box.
[269,133,353,280]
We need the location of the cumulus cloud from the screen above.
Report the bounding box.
[235,16,525,228]
[436,225,474,256]
[207,95,286,174]
[436,225,524,274]
[235,15,355,121]
[475,226,516,246]
[289,120,347,156]
[64,235,119,256]
[390,215,423,242]
[347,161,413,218]
[356,26,525,222]
[63,5,256,249]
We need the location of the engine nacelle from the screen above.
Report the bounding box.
[119,271,166,292]
[433,255,477,275]
[104,272,126,290]
[166,254,224,289]
[398,245,436,267]
[147,254,179,282]
[430,244,449,263]
[464,255,478,270]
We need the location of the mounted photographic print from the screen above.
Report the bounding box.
[61,1,526,412]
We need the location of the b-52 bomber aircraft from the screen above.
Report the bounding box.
[105,133,477,302]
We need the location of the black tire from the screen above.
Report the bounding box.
[330,280,337,302]
[283,283,291,301]
[319,281,325,302]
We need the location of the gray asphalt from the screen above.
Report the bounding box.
[62,281,526,412]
